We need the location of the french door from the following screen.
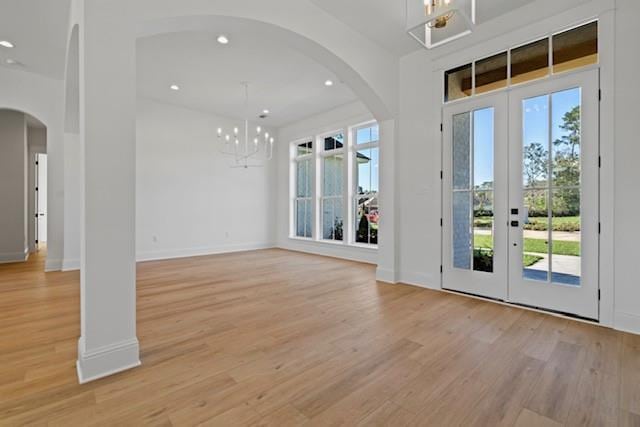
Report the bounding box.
[443,69,599,320]
[35,153,48,245]
[443,93,509,301]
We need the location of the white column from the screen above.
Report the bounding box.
[376,119,398,283]
[76,0,139,383]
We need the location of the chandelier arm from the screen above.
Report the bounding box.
[216,82,274,167]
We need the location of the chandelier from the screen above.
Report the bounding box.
[407,0,475,49]
[425,0,454,29]
[217,82,274,168]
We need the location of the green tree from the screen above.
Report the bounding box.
[356,214,369,244]
[524,142,547,188]
[553,106,581,215]
[553,106,581,158]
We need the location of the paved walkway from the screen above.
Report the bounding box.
[523,230,580,242]
[525,253,581,286]
[474,228,581,242]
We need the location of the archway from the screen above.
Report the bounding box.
[62,24,82,272]
[72,2,398,382]
[0,109,47,265]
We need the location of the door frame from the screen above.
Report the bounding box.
[436,64,614,327]
[435,20,614,324]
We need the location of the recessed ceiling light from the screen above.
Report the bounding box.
[0,40,14,48]
[324,79,334,87]
[170,84,180,91]
[262,109,270,115]
[217,35,229,45]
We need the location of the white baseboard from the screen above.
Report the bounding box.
[376,267,397,284]
[77,337,141,384]
[57,244,277,272]
[614,311,640,335]
[398,271,439,290]
[136,242,276,263]
[279,239,377,265]
[45,258,63,272]
[62,258,80,271]
[0,250,29,264]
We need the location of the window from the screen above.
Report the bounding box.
[475,51,508,95]
[552,21,598,74]
[511,38,550,85]
[321,132,344,241]
[354,124,379,245]
[444,21,598,102]
[289,123,380,247]
[445,64,472,102]
[294,140,313,238]
[296,141,313,156]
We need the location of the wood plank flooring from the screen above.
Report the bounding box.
[1,248,639,426]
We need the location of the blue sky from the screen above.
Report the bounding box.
[472,87,580,187]
[473,108,494,187]
[356,125,380,193]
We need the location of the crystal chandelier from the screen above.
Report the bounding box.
[425,0,454,29]
[217,82,274,168]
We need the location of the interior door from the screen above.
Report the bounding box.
[443,93,508,300]
[508,70,599,320]
[36,153,47,244]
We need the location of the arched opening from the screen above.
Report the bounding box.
[62,24,81,272]
[0,109,48,267]
[75,8,398,383]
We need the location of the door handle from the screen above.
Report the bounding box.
[511,221,520,227]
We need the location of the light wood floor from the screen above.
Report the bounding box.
[1,248,639,426]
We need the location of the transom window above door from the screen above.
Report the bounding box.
[444,20,598,102]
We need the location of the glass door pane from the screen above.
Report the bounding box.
[550,88,582,285]
[509,69,598,320]
[452,108,495,272]
[473,108,495,273]
[520,88,582,286]
[443,91,508,301]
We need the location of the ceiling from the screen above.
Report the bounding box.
[0,0,586,127]
[310,0,418,56]
[137,31,358,127]
[0,0,544,82]
[0,0,71,79]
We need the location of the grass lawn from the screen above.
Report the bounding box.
[474,248,543,268]
[474,234,580,256]
[523,254,544,267]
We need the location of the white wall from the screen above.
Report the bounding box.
[396,51,440,288]
[62,132,81,270]
[276,101,378,264]
[613,0,640,333]
[135,99,277,261]
[60,98,278,266]
[0,110,28,262]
